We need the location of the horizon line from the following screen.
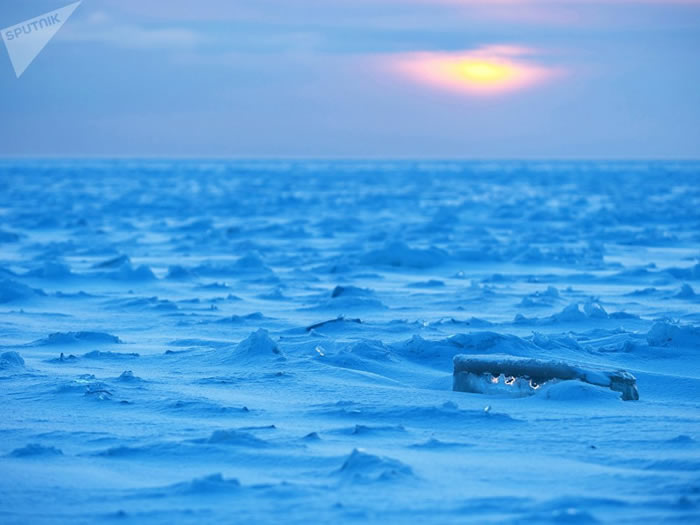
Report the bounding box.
[1,155,699,162]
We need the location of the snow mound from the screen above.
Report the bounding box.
[216,312,268,324]
[25,261,74,279]
[116,370,144,382]
[93,255,156,281]
[511,243,603,266]
[517,302,637,325]
[55,374,102,393]
[111,263,157,281]
[221,329,285,363]
[344,340,397,362]
[394,333,532,365]
[0,351,25,370]
[453,354,639,401]
[0,229,20,243]
[360,241,448,269]
[165,264,197,280]
[531,332,584,352]
[232,252,271,273]
[83,350,139,359]
[675,284,697,299]
[331,285,373,298]
[107,296,178,312]
[164,399,248,415]
[551,302,608,322]
[323,296,386,310]
[0,279,45,303]
[667,263,700,281]
[646,321,700,347]
[449,332,533,353]
[84,383,114,400]
[337,448,414,483]
[55,375,118,401]
[345,424,406,436]
[429,317,494,328]
[35,331,123,346]
[195,252,273,277]
[45,352,79,364]
[309,285,386,310]
[9,444,63,457]
[667,435,695,445]
[407,279,445,288]
[196,429,269,447]
[409,438,471,449]
[519,286,561,307]
[93,255,130,269]
[171,473,241,494]
[315,340,402,379]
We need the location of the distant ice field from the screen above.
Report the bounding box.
[1,160,699,523]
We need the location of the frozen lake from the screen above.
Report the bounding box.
[1,160,699,523]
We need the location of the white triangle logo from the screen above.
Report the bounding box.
[1,1,81,78]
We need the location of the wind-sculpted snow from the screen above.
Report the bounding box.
[0,278,45,303]
[9,444,63,457]
[32,331,123,346]
[336,448,416,483]
[1,160,699,523]
[218,328,286,363]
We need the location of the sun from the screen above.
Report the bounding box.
[450,60,515,85]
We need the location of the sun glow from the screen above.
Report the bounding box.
[392,46,559,95]
[451,60,514,84]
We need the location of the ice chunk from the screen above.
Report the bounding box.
[646,321,700,347]
[453,354,639,401]
[0,351,25,370]
[35,331,123,346]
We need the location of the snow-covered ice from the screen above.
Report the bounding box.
[453,354,639,400]
[1,160,699,523]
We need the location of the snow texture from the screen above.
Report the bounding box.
[1,160,699,523]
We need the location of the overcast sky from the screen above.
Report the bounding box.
[1,0,699,158]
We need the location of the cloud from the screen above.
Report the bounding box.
[57,11,201,49]
[386,45,564,96]
[377,0,700,4]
